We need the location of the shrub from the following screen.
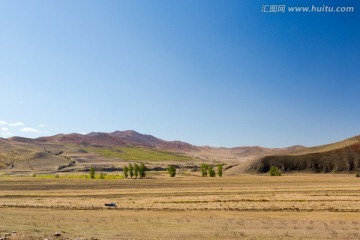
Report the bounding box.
[100,171,106,179]
[167,165,176,177]
[123,165,129,178]
[32,173,37,177]
[217,164,223,177]
[89,166,96,179]
[208,165,216,177]
[269,166,281,176]
[356,173,360,178]
[55,174,60,178]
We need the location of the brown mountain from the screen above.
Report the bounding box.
[37,133,127,146]
[0,130,305,174]
[3,131,360,175]
[230,145,304,159]
[34,131,304,160]
[108,130,163,147]
[36,130,199,152]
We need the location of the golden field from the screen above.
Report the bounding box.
[1,174,360,239]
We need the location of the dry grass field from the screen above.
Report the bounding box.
[1,174,360,239]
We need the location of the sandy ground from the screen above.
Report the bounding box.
[1,174,360,239]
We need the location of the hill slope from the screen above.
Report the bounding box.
[1,130,304,174]
[249,136,360,173]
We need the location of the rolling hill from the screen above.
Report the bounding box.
[248,136,360,173]
[7,131,360,175]
[37,130,200,152]
[0,130,304,174]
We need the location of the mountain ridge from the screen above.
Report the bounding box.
[0,130,306,173]
[5,130,305,153]
[2,130,360,174]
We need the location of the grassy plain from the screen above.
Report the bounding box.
[1,174,360,239]
[85,146,193,161]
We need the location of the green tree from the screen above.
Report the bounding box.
[89,166,95,179]
[269,166,281,176]
[217,164,223,177]
[139,163,146,178]
[208,165,216,177]
[134,163,140,178]
[200,163,208,177]
[167,165,176,177]
[128,163,134,178]
[123,165,129,178]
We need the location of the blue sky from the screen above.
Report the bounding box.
[0,0,359,147]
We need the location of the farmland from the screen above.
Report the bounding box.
[1,174,360,239]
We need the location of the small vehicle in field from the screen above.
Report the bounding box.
[104,202,117,207]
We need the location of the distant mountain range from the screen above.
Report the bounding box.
[5,130,304,161]
[0,130,304,173]
[3,130,360,175]
[36,130,200,152]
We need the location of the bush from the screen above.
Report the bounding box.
[167,165,176,177]
[100,171,106,179]
[55,174,60,178]
[32,173,37,177]
[356,173,360,178]
[269,166,281,176]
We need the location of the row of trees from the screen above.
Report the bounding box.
[89,163,284,179]
[89,166,107,179]
[89,163,147,179]
[90,163,224,179]
[123,163,146,178]
[166,163,224,178]
[200,163,223,177]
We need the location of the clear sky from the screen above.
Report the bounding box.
[0,0,359,147]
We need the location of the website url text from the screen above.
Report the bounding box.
[261,5,355,13]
